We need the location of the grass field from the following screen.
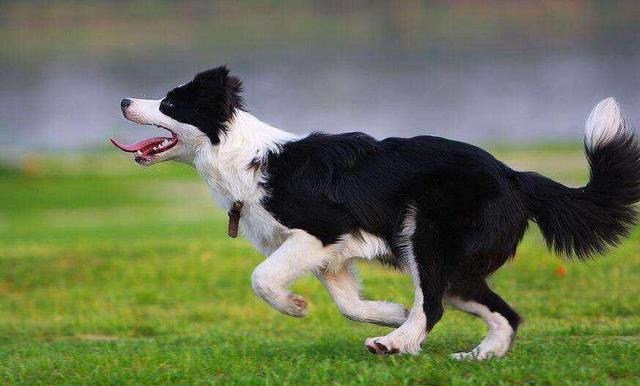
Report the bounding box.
[1,145,639,385]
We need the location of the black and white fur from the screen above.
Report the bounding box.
[114,66,640,359]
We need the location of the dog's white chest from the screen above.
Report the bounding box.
[238,204,289,255]
[202,181,288,256]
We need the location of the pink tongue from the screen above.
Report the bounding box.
[110,136,166,152]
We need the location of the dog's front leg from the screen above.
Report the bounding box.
[316,262,408,327]
[251,229,330,317]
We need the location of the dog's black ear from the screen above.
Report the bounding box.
[194,65,244,120]
[192,66,244,144]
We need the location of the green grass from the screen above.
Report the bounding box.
[0,145,639,385]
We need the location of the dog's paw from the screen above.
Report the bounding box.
[364,336,420,355]
[365,337,400,355]
[451,348,494,360]
[451,331,513,360]
[285,294,308,317]
[451,346,507,361]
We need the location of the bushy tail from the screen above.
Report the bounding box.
[518,98,640,259]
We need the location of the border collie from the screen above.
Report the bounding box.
[111,66,640,359]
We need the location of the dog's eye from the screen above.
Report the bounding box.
[161,99,174,109]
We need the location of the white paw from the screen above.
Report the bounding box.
[284,294,308,318]
[364,335,422,355]
[451,347,494,360]
[451,347,504,360]
[451,338,511,360]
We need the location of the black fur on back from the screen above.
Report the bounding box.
[517,131,640,259]
[160,65,244,144]
[262,132,530,273]
[263,126,640,268]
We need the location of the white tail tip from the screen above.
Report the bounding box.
[585,97,627,150]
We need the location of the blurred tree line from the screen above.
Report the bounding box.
[1,1,638,59]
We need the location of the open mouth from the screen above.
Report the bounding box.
[110,125,178,163]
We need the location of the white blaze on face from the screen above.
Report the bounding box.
[121,99,165,126]
[111,98,209,166]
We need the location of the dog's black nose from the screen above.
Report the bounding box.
[121,98,132,110]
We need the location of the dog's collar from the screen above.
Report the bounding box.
[227,201,244,238]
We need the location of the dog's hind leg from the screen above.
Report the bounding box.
[447,279,521,360]
[364,208,447,355]
[364,252,447,355]
[316,262,408,327]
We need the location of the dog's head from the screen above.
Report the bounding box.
[111,65,243,166]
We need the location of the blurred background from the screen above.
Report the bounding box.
[2,2,640,383]
[2,0,640,155]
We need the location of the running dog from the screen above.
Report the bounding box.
[111,66,640,359]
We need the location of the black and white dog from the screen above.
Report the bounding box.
[111,66,640,359]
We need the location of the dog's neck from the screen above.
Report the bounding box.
[192,110,297,209]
